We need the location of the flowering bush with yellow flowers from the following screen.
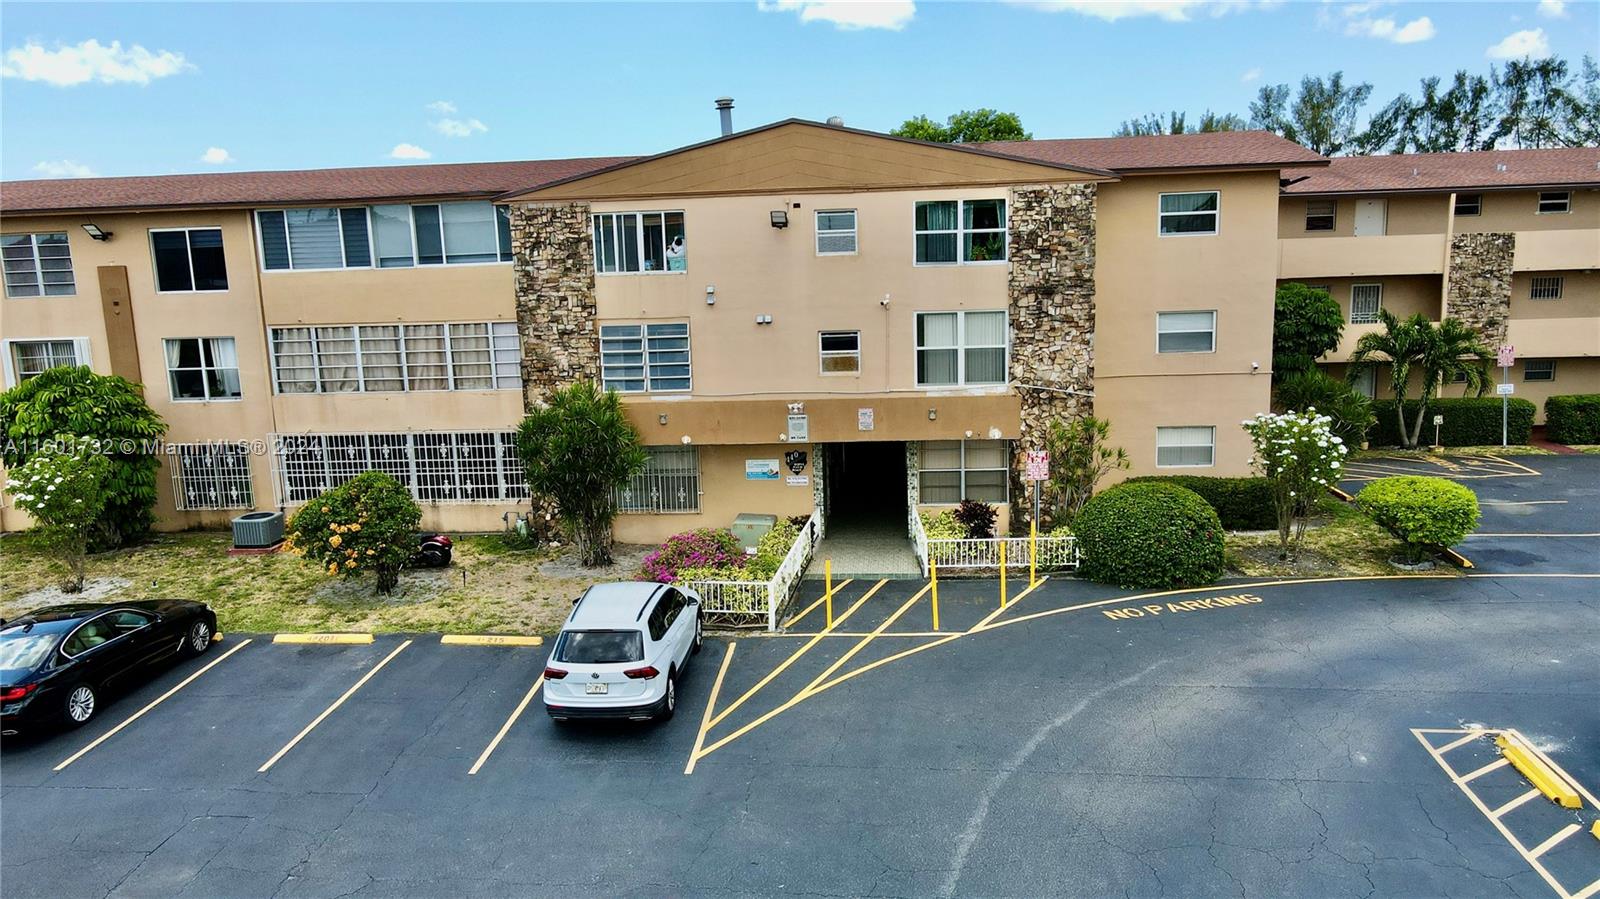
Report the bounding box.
[283,471,421,594]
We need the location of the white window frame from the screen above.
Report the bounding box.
[270,430,528,505]
[150,227,229,294]
[599,322,693,394]
[917,439,1010,504]
[616,445,701,514]
[1536,191,1570,215]
[1304,200,1335,232]
[255,207,374,272]
[168,442,255,510]
[1156,310,1217,355]
[1350,283,1383,325]
[591,211,687,276]
[267,321,520,394]
[2,337,90,387]
[1529,276,1564,300]
[818,330,861,375]
[1156,426,1216,469]
[1523,359,1556,382]
[914,310,1008,387]
[2,232,76,298]
[164,337,243,402]
[1453,194,1482,216]
[815,209,858,256]
[912,199,1008,266]
[1158,191,1220,237]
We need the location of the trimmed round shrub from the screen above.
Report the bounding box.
[1124,475,1276,531]
[1075,483,1225,589]
[1355,476,1480,560]
[284,471,422,594]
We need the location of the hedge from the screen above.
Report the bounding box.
[1124,475,1276,531]
[1369,397,1534,447]
[1075,482,1225,589]
[1545,395,1600,445]
[1356,476,1480,560]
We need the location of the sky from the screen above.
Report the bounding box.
[1,0,1596,182]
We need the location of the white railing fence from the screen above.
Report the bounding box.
[924,535,1080,573]
[687,509,822,630]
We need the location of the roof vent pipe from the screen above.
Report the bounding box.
[826,116,844,127]
[715,97,734,136]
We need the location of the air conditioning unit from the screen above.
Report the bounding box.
[232,510,285,548]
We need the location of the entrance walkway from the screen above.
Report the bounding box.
[808,512,922,579]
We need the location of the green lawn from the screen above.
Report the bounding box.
[1224,497,1426,579]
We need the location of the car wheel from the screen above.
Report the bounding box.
[64,684,97,727]
[659,670,677,721]
[182,619,213,658]
[692,614,704,655]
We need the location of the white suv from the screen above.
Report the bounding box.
[543,582,703,722]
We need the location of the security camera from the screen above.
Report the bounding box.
[1251,361,1260,373]
[880,294,891,307]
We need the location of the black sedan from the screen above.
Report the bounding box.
[1,599,218,732]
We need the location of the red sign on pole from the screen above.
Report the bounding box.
[1497,345,1515,368]
[1025,451,1049,481]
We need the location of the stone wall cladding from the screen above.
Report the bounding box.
[510,202,599,408]
[1446,232,1515,346]
[1007,183,1096,530]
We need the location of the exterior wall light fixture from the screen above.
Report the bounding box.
[82,223,113,241]
[769,210,789,229]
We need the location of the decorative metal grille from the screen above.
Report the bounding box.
[616,446,700,513]
[271,431,527,504]
[169,442,255,510]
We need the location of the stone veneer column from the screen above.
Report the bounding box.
[1007,183,1096,531]
[509,202,600,408]
[1445,232,1515,345]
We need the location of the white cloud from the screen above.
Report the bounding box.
[433,117,488,138]
[32,160,97,178]
[1487,27,1550,59]
[426,100,457,114]
[1241,66,1262,83]
[1006,0,1276,22]
[1537,0,1566,17]
[757,0,916,30]
[200,147,233,164]
[389,143,432,160]
[1344,14,1435,43]
[0,39,191,87]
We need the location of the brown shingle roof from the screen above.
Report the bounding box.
[974,131,1328,173]
[1281,147,1600,195]
[0,156,636,214]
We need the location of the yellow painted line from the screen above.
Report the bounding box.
[468,674,544,775]
[798,583,931,696]
[1498,733,1582,809]
[970,575,1049,631]
[707,580,883,728]
[1497,455,1543,476]
[1529,824,1581,859]
[808,633,962,697]
[684,641,736,776]
[781,579,854,628]
[258,639,412,772]
[272,633,373,645]
[440,634,543,647]
[55,639,253,772]
[1436,729,1488,754]
[761,631,951,638]
[1458,757,1510,784]
[1491,788,1542,819]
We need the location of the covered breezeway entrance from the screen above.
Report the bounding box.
[812,441,920,579]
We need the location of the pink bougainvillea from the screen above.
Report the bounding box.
[637,528,744,583]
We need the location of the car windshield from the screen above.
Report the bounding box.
[0,626,65,678]
[555,629,644,664]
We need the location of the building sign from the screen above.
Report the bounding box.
[1025,450,1050,482]
[858,408,874,431]
[1496,383,1515,396]
[784,450,807,474]
[1497,345,1515,368]
[787,414,809,442]
[786,476,810,487]
[746,459,780,480]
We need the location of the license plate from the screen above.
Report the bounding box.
[585,683,609,695]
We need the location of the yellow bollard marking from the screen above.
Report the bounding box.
[825,559,833,629]
[999,542,1007,609]
[1029,520,1037,587]
[930,562,940,632]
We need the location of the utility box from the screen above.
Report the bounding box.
[231,510,285,548]
[730,513,778,552]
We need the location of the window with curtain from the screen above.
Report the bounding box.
[258,208,371,270]
[372,205,416,267]
[592,212,686,273]
[268,322,520,393]
[914,199,1005,264]
[2,232,75,297]
[151,228,228,292]
[1158,192,1220,235]
[164,337,242,400]
[1156,426,1215,467]
[599,322,692,392]
[7,339,84,383]
[169,442,254,510]
[918,439,1009,503]
[916,310,1006,386]
[1156,311,1217,354]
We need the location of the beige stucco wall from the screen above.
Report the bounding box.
[1278,194,1449,238]
[611,442,816,545]
[1454,188,1600,234]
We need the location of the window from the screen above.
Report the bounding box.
[164,338,241,401]
[1159,192,1219,235]
[151,228,228,292]
[2,232,74,297]
[168,442,254,510]
[1304,200,1335,232]
[916,311,1007,386]
[816,210,857,255]
[1530,276,1564,300]
[272,431,528,504]
[1537,191,1570,214]
[107,610,155,633]
[554,630,644,664]
[257,208,371,270]
[1523,359,1556,382]
[919,440,1008,504]
[599,323,691,393]
[1156,311,1216,354]
[62,616,119,656]
[819,330,861,374]
[277,202,511,270]
[1351,366,1376,399]
[1454,194,1482,216]
[592,211,686,273]
[1350,283,1383,325]
[914,199,1006,264]
[617,446,700,513]
[5,338,87,385]
[1156,426,1215,468]
[269,321,519,394]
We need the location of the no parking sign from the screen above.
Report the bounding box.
[1025,451,1049,481]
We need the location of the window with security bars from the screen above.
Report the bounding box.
[1530,276,1563,300]
[273,431,527,504]
[1350,284,1383,324]
[1523,359,1556,382]
[169,443,254,510]
[269,321,519,393]
[599,322,691,393]
[816,210,857,255]
[616,446,700,513]
[2,232,75,297]
[919,440,1009,504]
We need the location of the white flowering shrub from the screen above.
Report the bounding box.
[1242,409,1347,558]
[6,435,112,592]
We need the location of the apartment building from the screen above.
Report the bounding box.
[7,118,1587,545]
[1276,148,1600,414]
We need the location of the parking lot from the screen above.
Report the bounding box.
[3,453,1597,897]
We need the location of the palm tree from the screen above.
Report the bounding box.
[1350,311,1493,447]
[1422,317,1494,403]
[1349,310,1429,447]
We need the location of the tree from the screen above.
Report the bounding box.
[1559,55,1600,146]
[1273,282,1345,381]
[284,471,421,594]
[1349,311,1429,448]
[0,366,166,549]
[891,109,1030,143]
[1494,57,1571,148]
[1041,415,1129,525]
[1287,72,1373,155]
[1114,110,1246,137]
[1420,318,1494,401]
[5,435,112,592]
[1349,312,1492,449]
[1243,410,1348,559]
[1273,371,1375,448]
[515,381,647,566]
